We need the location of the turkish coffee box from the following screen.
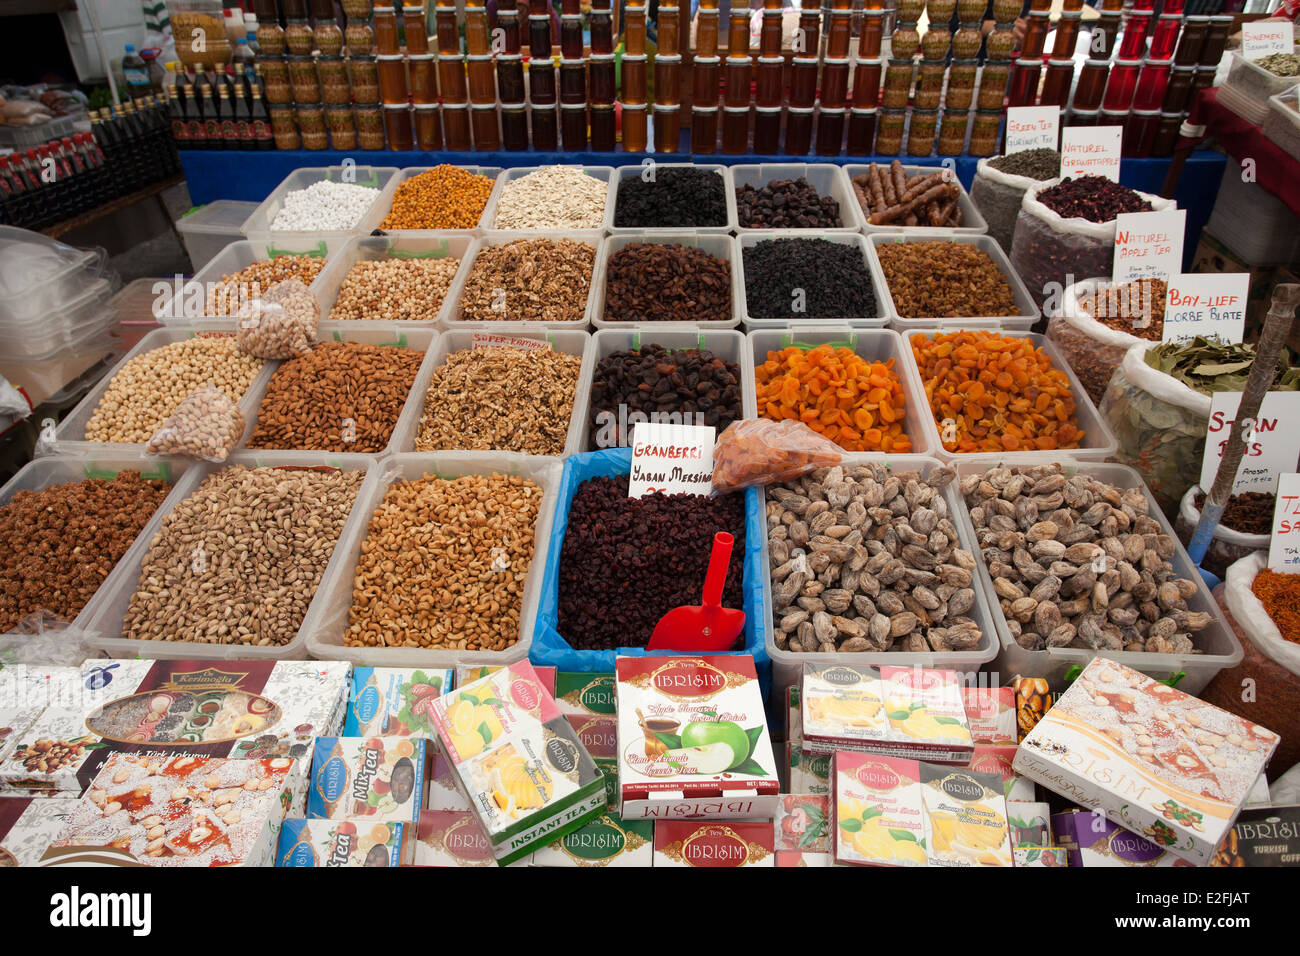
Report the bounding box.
[652,821,776,868]
[801,663,974,765]
[0,660,350,813]
[307,737,427,825]
[1014,658,1279,865]
[277,817,410,867]
[614,655,779,821]
[344,667,455,737]
[41,753,295,867]
[427,661,607,866]
[1211,806,1300,867]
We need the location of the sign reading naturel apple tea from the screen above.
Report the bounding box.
[1112,208,1186,283]
[628,422,716,498]
[614,655,778,821]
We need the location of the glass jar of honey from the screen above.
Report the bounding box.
[693,105,719,153]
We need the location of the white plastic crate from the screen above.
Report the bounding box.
[609,163,737,234]
[175,200,261,271]
[845,162,989,235]
[1206,157,1300,267]
[376,165,504,235]
[315,234,476,327]
[479,164,616,234]
[241,166,401,243]
[731,163,865,232]
[591,232,739,330]
[1220,51,1297,126]
[737,232,890,330]
[302,451,563,669]
[1264,86,1300,161]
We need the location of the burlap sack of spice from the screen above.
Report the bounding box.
[1173,485,1269,582]
[1099,343,1212,518]
[1046,279,1155,407]
[1200,552,1300,782]
[970,158,1042,255]
[1009,179,1176,315]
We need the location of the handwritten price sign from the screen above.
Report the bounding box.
[1112,209,1186,283]
[1242,20,1295,61]
[628,422,716,498]
[1061,126,1123,182]
[1269,474,1300,572]
[1200,393,1300,495]
[1161,273,1248,344]
[1005,107,1060,156]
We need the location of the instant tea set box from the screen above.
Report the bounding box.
[802,663,975,765]
[0,660,351,815]
[1014,658,1279,865]
[614,655,779,821]
[428,661,607,865]
[344,667,455,737]
[832,750,1013,867]
[40,752,296,867]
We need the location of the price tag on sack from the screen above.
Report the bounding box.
[1061,125,1123,182]
[1161,273,1248,344]
[1200,393,1300,496]
[628,422,716,499]
[1268,473,1300,572]
[1005,106,1060,155]
[1112,208,1186,283]
[1242,20,1294,61]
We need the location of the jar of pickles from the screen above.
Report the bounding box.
[957,0,984,20]
[985,26,1015,60]
[319,57,351,103]
[968,108,1001,155]
[921,28,950,60]
[926,0,955,21]
[915,60,944,110]
[315,21,344,55]
[349,56,380,102]
[904,107,937,155]
[258,22,286,56]
[977,62,1010,109]
[297,102,328,149]
[882,58,914,109]
[270,105,299,149]
[341,0,370,17]
[347,20,376,56]
[952,24,982,59]
[876,107,905,154]
[992,0,1020,20]
[356,103,386,148]
[895,0,922,21]
[937,107,969,154]
[285,20,314,55]
[261,57,293,103]
[288,55,321,102]
[327,105,358,149]
[891,22,920,58]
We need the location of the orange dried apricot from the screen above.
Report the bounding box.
[909,330,1083,454]
[754,345,912,453]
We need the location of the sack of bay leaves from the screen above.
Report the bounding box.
[1099,337,1300,518]
[1046,277,1166,406]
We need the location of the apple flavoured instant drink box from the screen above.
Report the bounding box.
[1014,658,1279,865]
[428,661,606,865]
[832,751,1012,867]
[802,664,974,765]
[614,655,779,821]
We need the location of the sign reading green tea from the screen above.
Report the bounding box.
[1060,125,1122,181]
[1269,473,1300,573]
[1112,208,1185,283]
[1004,106,1059,156]
[628,421,715,498]
[1162,273,1248,344]
[1200,392,1300,495]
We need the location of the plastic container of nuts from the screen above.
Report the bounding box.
[302,450,564,669]
[582,328,750,452]
[952,457,1243,694]
[81,450,382,661]
[157,238,342,323]
[479,164,617,234]
[608,163,737,235]
[902,328,1118,465]
[759,453,999,702]
[738,232,890,330]
[730,163,863,233]
[844,163,989,236]
[314,234,475,326]
[590,233,739,331]
[48,324,278,458]
[867,232,1040,331]
[0,453,203,643]
[745,327,934,458]
[241,166,402,244]
[396,327,595,458]
[243,324,438,457]
[378,165,504,235]
[444,231,604,329]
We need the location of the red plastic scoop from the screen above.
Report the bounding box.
[645,532,746,652]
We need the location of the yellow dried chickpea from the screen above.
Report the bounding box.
[380,165,496,230]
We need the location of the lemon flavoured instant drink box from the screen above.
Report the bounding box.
[428,661,606,865]
[803,664,973,766]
